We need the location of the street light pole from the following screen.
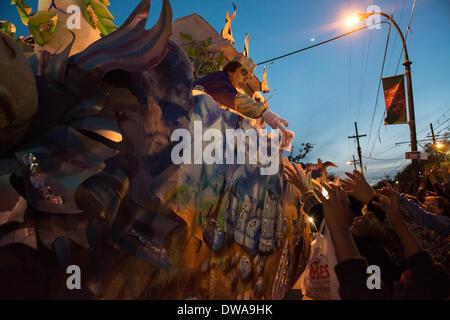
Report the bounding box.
[360,11,419,187]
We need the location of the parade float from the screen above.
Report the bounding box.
[0,0,313,299]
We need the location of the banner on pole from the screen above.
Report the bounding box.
[382,75,407,125]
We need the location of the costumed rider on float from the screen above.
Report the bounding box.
[193,54,291,136]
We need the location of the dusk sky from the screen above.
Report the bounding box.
[2,0,449,183]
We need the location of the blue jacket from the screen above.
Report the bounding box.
[398,193,450,237]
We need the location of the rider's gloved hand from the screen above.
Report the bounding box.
[262,110,289,132]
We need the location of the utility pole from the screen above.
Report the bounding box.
[430,123,436,145]
[347,155,359,171]
[430,123,440,167]
[348,122,367,175]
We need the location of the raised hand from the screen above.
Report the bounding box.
[439,166,450,184]
[284,161,313,194]
[372,191,421,257]
[333,174,341,185]
[315,182,353,231]
[315,182,361,263]
[377,185,399,197]
[340,170,376,204]
[427,170,439,185]
[371,192,404,231]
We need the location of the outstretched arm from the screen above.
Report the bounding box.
[372,191,450,299]
[315,183,389,300]
[234,93,268,118]
[379,187,450,236]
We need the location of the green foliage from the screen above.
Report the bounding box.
[10,0,57,47]
[179,32,192,41]
[166,184,193,203]
[200,199,218,211]
[180,32,226,79]
[216,208,226,230]
[82,0,118,36]
[0,21,30,48]
[10,0,31,26]
[0,21,16,39]
[196,211,204,226]
[9,0,118,45]
[27,12,57,46]
[288,143,314,164]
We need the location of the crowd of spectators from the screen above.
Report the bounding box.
[285,162,450,300]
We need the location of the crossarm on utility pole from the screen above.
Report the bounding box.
[348,122,367,175]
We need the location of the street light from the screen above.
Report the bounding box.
[345,16,360,27]
[436,142,444,149]
[345,11,419,188]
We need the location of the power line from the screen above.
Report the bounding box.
[368,99,448,173]
[417,109,450,142]
[395,0,417,74]
[389,159,408,175]
[356,23,373,122]
[435,126,449,136]
[432,118,449,132]
[369,111,386,156]
[417,141,427,150]
[255,23,386,65]
[367,4,417,169]
[348,21,353,153]
[365,13,394,160]
[386,0,406,71]
[366,6,399,166]
[360,159,408,173]
[363,156,404,161]
[355,0,373,166]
